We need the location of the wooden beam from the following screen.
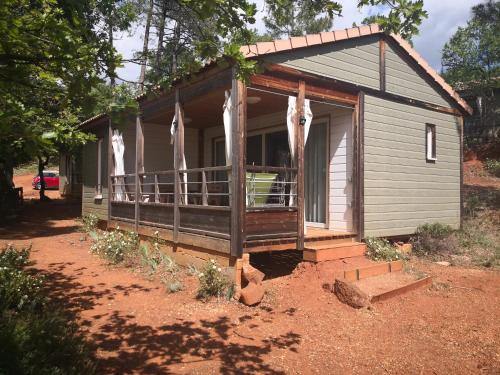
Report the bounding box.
[296,80,306,251]
[250,73,357,105]
[198,128,205,168]
[356,92,365,241]
[379,37,386,92]
[230,69,247,257]
[459,115,464,229]
[107,119,113,226]
[173,88,183,243]
[134,115,144,232]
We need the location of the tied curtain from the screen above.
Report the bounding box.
[111,130,126,201]
[170,115,188,203]
[286,96,313,207]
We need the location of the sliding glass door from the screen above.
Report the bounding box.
[305,122,328,225]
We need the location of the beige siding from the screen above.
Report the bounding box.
[82,128,108,220]
[263,36,380,89]
[364,95,461,237]
[385,40,452,107]
[329,108,353,232]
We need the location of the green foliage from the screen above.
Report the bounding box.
[365,237,405,261]
[410,223,456,256]
[484,159,500,177]
[81,213,99,233]
[197,259,232,300]
[358,0,428,41]
[0,244,95,374]
[263,0,341,38]
[90,228,139,264]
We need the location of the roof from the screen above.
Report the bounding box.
[240,24,472,115]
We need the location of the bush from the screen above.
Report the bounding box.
[365,237,405,261]
[197,259,232,300]
[410,223,456,256]
[90,228,139,264]
[484,159,500,177]
[80,214,99,233]
[0,245,95,374]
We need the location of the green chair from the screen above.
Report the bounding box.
[246,172,280,207]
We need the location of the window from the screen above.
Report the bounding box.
[96,138,103,197]
[426,124,436,162]
[247,135,263,165]
[265,130,290,167]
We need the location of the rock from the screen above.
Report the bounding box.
[333,279,370,309]
[435,261,451,266]
[242,264,265,285]
[240,283,265,306]
[396,242,412,254]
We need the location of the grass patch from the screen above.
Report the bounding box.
[0,244,95,374]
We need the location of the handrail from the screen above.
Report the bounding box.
[245,165,297,173]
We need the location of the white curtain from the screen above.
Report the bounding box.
[223,90,232,166]
[170,114,188,203]
[111,130,125,201]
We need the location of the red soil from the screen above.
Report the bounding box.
[0,176,499,374]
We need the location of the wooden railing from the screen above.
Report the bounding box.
[110,165,298,240]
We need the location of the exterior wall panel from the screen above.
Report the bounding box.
[364,95,461,237]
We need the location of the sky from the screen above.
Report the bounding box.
[114,0,482,83]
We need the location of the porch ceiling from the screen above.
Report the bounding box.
[144,87,289,129]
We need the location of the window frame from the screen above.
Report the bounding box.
[425,123,437,162]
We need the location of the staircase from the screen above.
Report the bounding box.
[302,237,432,303]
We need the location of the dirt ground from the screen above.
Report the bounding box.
[0,175,499,374]
[13,173,60,200]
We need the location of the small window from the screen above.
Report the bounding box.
[426,124,436,162]
[96,138,103,197]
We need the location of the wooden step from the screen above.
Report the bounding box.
[354,272,433,303]
[319,257,404,282]
[303,241,366,262]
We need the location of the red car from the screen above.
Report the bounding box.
[32,170,59,190]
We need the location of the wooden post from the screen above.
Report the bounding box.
[107,119,113,226]
[173,88,184,243]
[296,80,306,251]
[379,37,386,92]
[202,170,208,206]
[230,69,247,257]
[355,92,365,241]
[154,174,159,203]
[134,114,144,232]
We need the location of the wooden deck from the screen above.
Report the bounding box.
[243,227,356,253]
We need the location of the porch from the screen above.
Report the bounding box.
[106,64,363,261]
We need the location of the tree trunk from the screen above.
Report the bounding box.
[139,0,154,91]
[155,0,168,73]
[38,155,50,201]
[171,20,180,75]
[108,10,116,87]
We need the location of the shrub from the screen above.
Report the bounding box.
[80,213,99,233]
[0,245,45,312]
[410,223,456,256]
[365,237,405,261]
[0,245,95,374]
[90,228,139,264]
[484,159,500,177]
[197,259,232,300]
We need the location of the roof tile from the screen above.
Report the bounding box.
[306,34,322,46]
[347,27,360,38]
[333,29,348,41]
[256,41,276,55]
[290,36,308,49]
[320,31,335,43]
[274,39,292,52]
[358,25,372,36]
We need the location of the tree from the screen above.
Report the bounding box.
[0,0,130,205]
[441,0,500,144]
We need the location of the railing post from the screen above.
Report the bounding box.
[154,174,159,203]
[296,80,306,251]
[230,68,247,257]
[202,170,208,206]
[135,114,144,232]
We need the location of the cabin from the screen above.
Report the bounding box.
[76,25,471,276]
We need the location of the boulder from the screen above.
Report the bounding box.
[334,279,370,308]
[435,261,451,266]
[242,264,265,285]
[240,282,265,306]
